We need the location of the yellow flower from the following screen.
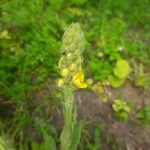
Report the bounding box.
[72,71,87,88]
[57,79,64,87]
[61,68,69,77]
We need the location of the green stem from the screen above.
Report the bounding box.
[60,87,77,150]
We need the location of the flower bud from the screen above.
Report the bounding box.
[61,68,69,77]
[58,23,85,88]
[57,79,64,88]
[70,63,77,71]
[66,52,74,61]
[59,57,67,68]
[76,57,83,65]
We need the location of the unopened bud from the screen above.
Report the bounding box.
[57,79,64,88]
[70,63,77,71]
[61,68,69,77]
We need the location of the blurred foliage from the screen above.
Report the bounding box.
[136,104,150,127]
[133,63,150,89]
[0,0,149,102]
[112,99,130,121]
[0,136,15,150]
[113,59,130,79]
[87,123,105,150]
[108,59,130,88]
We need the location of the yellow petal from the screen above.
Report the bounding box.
[79,83,88,88]
[73,71,84,82]
[72,71,87,88]
[73,80,87,88]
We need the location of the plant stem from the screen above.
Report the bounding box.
[60,87,77,150]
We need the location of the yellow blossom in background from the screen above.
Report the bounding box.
[61,68,69,77]
[72,71,87,88]
[57,79,64,87]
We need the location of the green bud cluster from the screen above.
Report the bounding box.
[58,23,85,77]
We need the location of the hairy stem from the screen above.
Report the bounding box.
[60,87,77,150]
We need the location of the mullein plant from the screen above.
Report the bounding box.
[57,23,87,150]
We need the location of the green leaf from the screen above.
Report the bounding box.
[60,126,71,150]
[124,105,130,113]
[114,112,128,121]
[108,75,125,88]
[69,122,81,150]
[136,112,144,119]
[135,75,147,88]
[0,136,15,150]
[113,59,130,79]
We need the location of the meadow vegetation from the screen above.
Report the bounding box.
[0,0,150,149]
